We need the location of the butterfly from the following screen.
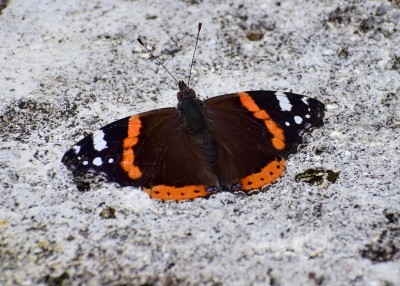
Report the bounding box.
[62,23,325,201]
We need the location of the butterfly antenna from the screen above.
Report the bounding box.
[137,37,179,85]
[187,22,202,88]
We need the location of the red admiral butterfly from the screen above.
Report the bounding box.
[62,23,325,201]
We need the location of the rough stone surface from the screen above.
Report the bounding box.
[1,0,399,285]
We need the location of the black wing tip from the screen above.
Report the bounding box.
[279,91,326,127]
[61,146,138,187]
[61,148,81,174]
[308,97,326,127]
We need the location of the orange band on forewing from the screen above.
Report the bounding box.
[241,159,286,191]
[120,115,143,180]
[127,116,142,137]
[265,120,285,150]
[143,185,211,201]
[123,137,138,148]
[239,92,259,112]
[128,166,142,180]
[271,137,285,150]
[120,148,134,170]
[239,93,285,150]
[253,110,269,120]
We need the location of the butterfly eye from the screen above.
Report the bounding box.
[177,92,183,100]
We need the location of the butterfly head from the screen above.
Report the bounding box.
[177,80,196,102]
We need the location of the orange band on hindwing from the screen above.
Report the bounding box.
[120,115,143,180]
[144,185,211,201]
[240,159,286,191]
[239,92,285,150]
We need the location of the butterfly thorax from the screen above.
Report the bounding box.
[177,81,207,133]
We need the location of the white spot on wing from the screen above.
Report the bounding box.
[285,122,290,126]
[83,161,89,165]
[305,114,311,119]
[294,116,303,124]
[108,158,114,163]
[302,97,309,105]
[73,145,81,154]
[93,157,103,166]
[275,92,292,112]
[93,130,108,151]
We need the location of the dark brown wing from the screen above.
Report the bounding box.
[62,107,217,200]
[204,91,324,189]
